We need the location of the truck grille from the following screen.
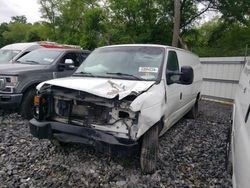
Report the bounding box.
[0,79,6,90]
[53,98,111,125]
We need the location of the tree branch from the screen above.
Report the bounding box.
[181,2,212,28]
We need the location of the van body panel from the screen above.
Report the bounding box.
[232,58,250,188]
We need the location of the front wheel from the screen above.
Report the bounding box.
[140,124,159,174]
[20,88,36,120]
[50,139,68,147]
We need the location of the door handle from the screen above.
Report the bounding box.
[243,87,247,93]
[180,92,182,100]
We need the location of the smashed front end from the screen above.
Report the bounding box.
[30,85,141,153]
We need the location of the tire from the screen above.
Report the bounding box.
[140,124,159,174]
[50,139,68,147]
[225,125,233,175]
[226,142,233,175]
[186,100,199,119]
[20,88,36,120]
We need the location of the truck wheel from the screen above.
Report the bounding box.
[187,100,199,119]
[20,88,36,120]
[225,126,233,175]
[140,124,159,174]
[50,139,67,147]
[226,142,233,175]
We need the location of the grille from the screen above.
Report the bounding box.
[0,79,6,90]
[53,98,111,125]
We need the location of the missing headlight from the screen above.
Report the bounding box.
[119,111,130,118]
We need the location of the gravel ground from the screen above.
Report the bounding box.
[0,100,232,187]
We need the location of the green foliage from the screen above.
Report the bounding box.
[184,18,250,57]
[2,23,32,43]
[0,23,9,47]
[212,0,250,25]
[10,15,27,24]
[80,8,107,49]
[0,0,249,57]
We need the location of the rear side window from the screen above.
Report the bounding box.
[167,51,179,72]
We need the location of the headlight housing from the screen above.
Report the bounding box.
[0,75,19,93]
[33,92,52,120]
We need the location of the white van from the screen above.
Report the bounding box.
[231,57,250,187]
[0,42,43,63]
[29,44,202,173]
[0,42,81,63]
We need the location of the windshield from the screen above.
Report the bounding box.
[0,49,20,63]
[18,49,62,65]
[75,46,164,81]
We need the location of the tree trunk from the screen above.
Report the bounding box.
[172,0,181,47]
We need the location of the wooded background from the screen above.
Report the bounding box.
[0,0,249,57]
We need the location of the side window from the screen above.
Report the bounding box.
[167,51,179,72]
[16,51,31,60]
[61,52,80,68]
[76,53,89,66]
[166,51,180,82]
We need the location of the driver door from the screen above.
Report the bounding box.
[162,50,182,132]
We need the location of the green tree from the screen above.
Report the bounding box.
[183,18,250,57]
[39,0,62,40]
[0,23,9,47]
[108,0,170,44]
[10,15,27,24]
[2,23,32,44]
[80,7,107,49]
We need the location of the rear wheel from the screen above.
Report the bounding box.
[50,139,68,147]
[20,88,36,120]
[187,100,199,119]
[140,124,159,174]
[225,125,233,175]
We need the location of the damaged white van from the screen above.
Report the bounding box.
[29,44,202,173]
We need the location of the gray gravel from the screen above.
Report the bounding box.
[0,100,232,187]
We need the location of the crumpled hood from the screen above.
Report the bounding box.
[37,76,155,100]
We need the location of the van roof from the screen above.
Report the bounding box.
[33,48,90,53]
[1,42,38,51]
[99,44,198,57]
[1,41,82,51]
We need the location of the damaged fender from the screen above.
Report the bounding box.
[130,80,166,138]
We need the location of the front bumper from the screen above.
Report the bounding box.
[0,93,22,108]
[29,118,139,155]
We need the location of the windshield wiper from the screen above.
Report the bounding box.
[23,60,40,64]
[73,71,95,77]
[106,72,146,80]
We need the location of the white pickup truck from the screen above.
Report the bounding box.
[29,44,202,173]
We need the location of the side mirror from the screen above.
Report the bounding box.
[179,66,194,85]
[166,66,194,85]
[58,59,75,71]
[65,59,74,65]
[166,71,180,85]
[65,59,75,70]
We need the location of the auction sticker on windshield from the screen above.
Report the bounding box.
[44,58,54,62]
[138,67,158,73]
